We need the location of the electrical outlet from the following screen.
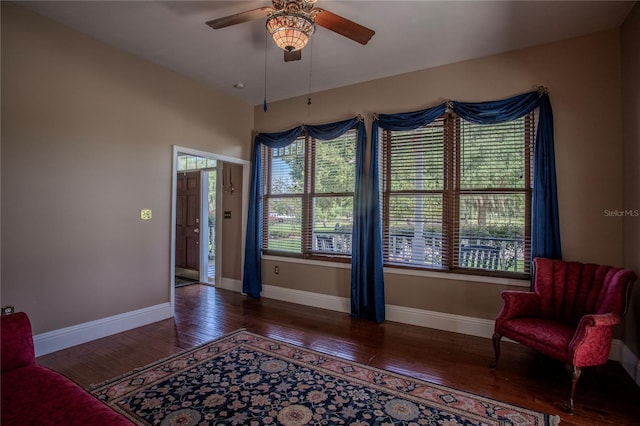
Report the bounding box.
[274,266,279,275]
[2,305,15,315]
[224,211,232,219]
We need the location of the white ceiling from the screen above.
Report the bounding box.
[20,1,635,106]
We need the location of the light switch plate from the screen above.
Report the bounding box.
[140,209,152,220]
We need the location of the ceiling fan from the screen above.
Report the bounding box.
[206,0,375,62]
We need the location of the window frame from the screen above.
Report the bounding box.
[380,112,534,279]
[261,129,357,263]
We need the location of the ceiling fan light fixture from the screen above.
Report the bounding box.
[266,13,315,52]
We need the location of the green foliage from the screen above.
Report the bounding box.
[208,170,217,224]
[268,223,298,239]
[272,132,357,231]
[460,224,523,239]
[459,119,527,189]
[267,238,301,252]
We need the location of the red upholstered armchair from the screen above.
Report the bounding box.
[491,257,637,413]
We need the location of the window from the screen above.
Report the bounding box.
[380,113,534,276]
[262,129,357,259]
[177,153,217,171]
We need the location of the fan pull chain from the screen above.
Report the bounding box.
[263,30,268,112]
[307,39,313,115]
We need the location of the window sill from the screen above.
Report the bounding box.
[261,255,530,287]
[382,266,530,287]
[263,254,352,269]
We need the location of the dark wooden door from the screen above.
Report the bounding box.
[176,171,201,271]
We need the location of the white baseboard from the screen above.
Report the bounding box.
[33,303,173,357]
[217,277,242,292]
[217,280,352,312]
[262,285,351,313]
[220,282,497,340]
[31,282,635,379]
[259,284,495,339]
[228,284,626,363]
[385,303,496,338]
[621,343,640,387]
[610,339,622,362]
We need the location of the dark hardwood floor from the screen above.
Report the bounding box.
[38,284,640,425]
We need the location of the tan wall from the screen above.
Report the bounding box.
[220,162,243,280]
[1,1,633,340]
[621,3,640,357]
[256,30,624,321]
[263,260,352,299]
[0,3,253,334]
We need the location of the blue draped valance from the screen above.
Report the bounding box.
[242,117,366,298]
[452,91,541,124]
[244,89,561,316]
[374,89,562,282]
[375,104,446,131]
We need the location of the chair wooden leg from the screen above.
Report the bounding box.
[490,333,502,370]
[565,364,581,414]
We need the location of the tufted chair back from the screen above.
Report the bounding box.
[533,258,635,326]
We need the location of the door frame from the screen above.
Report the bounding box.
[170,145,250,312]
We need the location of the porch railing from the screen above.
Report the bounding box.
[313,231,525,272]
[208,224,215,260]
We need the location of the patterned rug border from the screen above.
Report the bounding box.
[89,328,248,390]
[91,329,561,426]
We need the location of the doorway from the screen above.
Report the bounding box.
[175,153,218,287]
[170,146,250,312]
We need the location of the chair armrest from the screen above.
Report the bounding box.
[568,313,621,367]
[1,312,36,373]
[495,290,541,325]
[576,313,621,328]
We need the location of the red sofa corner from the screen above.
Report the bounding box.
[1,312,135,425]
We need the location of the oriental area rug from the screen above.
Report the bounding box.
[91,330,560,426]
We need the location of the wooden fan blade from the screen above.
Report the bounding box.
[205,7,272,29]
[314,9,375,45]
[284,50,302,62]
